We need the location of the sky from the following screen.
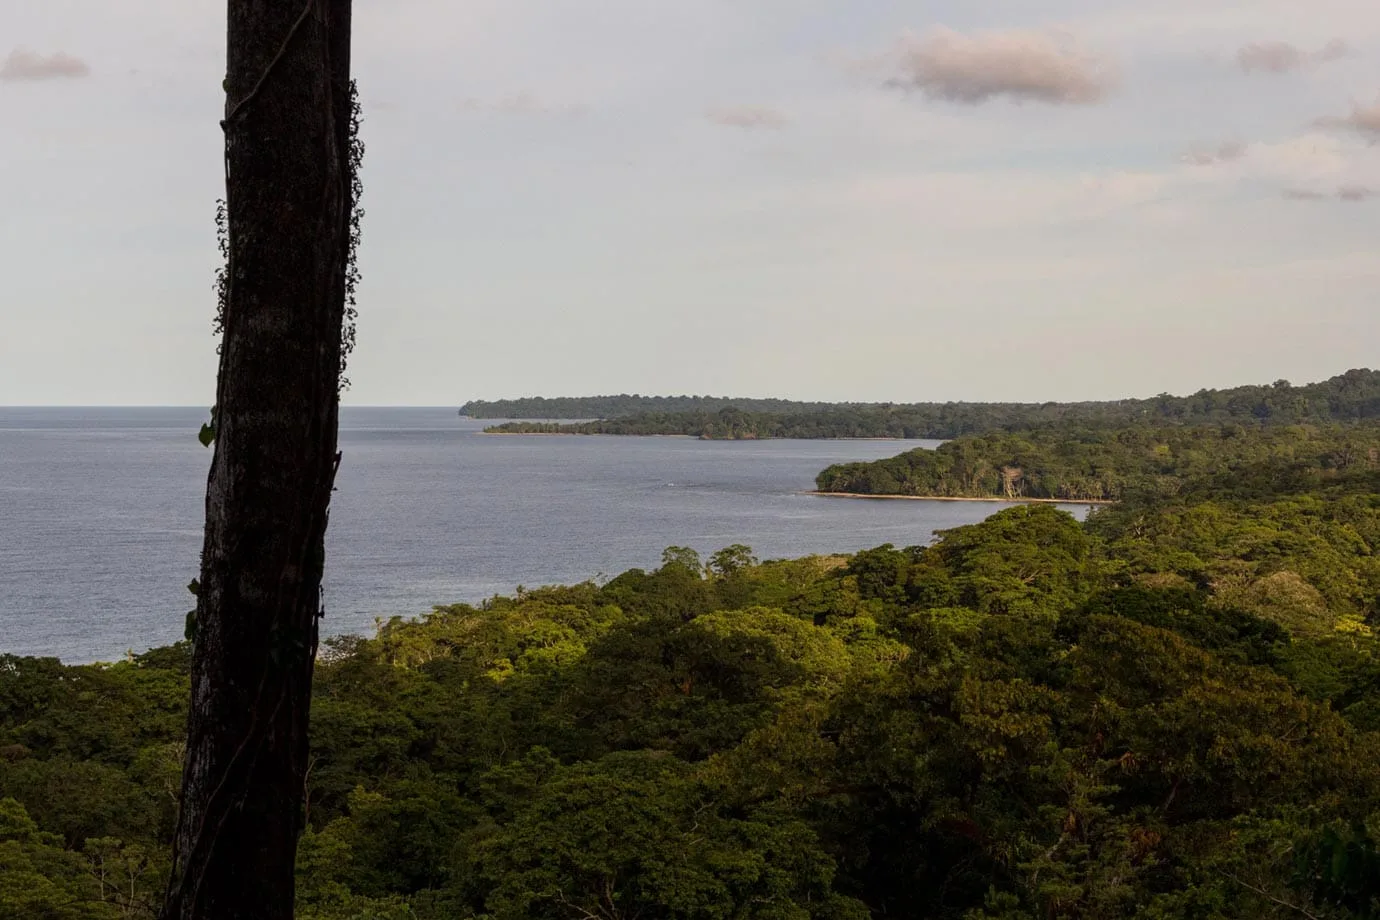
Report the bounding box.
[2,1,1378,406]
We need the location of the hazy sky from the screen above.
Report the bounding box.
[3,1,1378,405]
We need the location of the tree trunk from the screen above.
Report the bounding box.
[162,1,352,918]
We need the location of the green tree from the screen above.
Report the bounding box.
[0,797,118,919]
[708,544,758,578]
[472,752,866,920]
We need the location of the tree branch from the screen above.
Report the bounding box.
[1223,872,1323,920]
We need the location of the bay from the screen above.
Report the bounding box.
[0,407,1090,662]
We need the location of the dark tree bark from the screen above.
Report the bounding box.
[162,1,352,918]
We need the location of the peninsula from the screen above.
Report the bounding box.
[472,369,1380,440]
[813,423,1380,502]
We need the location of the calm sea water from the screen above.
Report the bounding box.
[0,408,1089,662]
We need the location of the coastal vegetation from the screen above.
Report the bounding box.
[479,368,1380,439]
[461,394,848,419]
[815,423,1380,502]
[5,452,1380,918]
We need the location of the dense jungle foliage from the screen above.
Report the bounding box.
[815,423,1380,501]
[481,369,1380,438]
[5,454,1380,918]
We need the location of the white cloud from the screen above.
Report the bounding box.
[1315,96,1380,138]
[1237,39,1349,74]
[1198,132,1380,193]
[1239,134,1380,199]
[1282,185,1376,202]
[785,166,1179,236]
[1336,184,1376,202]
[0,49,90,81]
[1182,140,1247,166]
[875,27,1116,106]
[705,105,789,129]
[1282,188,1328,200]
[1243,133,1355,181]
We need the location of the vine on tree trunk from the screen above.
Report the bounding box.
[205,78,363,444]
[341,78,364,391]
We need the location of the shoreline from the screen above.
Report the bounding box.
[479,431,697,438]
[478,431,909,441]
[804,491,1114,505]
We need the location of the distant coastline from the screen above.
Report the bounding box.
[479,431,697,438]
[478,430,906,441]
[460,370,1380,440]
[805,491,1113,505]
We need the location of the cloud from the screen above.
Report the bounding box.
[1315,97,1380,138]
[1237,39,1348,74]
[1182,140,1247,166]
[458,93,587,116]
[877,27,1116,106]
[0,48,90,81]
[1282,185,1376,202]
[704,105,789,130]
[1336,184,1377,202]
[1245,132,1355,182]
[794,167,1180,236]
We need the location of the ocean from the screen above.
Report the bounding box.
[0,407,1089,662]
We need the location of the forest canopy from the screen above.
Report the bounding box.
[815,423,1380,501]
[5,445,1380,918]
[476,368,1380,439]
